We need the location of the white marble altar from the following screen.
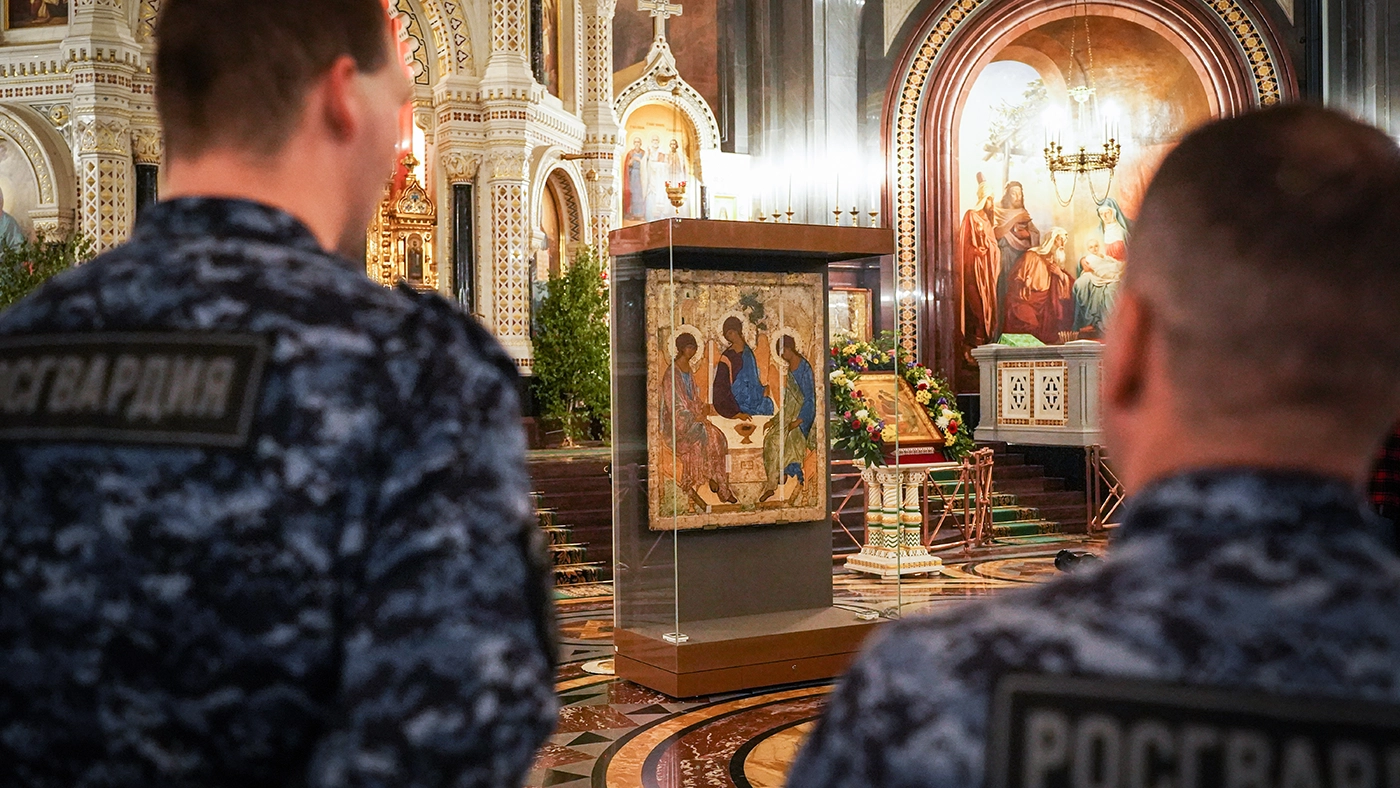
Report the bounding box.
[971,341,1104,447]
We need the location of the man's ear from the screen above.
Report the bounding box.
[1103,287,1150,413]
[318,55,363,143]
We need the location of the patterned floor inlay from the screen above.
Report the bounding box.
[527,534,1108,787]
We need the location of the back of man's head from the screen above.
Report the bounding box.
[1127,105,1400,453]
[155,0,391,161]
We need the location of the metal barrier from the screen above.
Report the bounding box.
[926,447,995,553]
[830,448,998,558]
[1086,444,1125,533]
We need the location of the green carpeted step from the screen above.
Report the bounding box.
[989,520,1062,538]
[553,562,603,585]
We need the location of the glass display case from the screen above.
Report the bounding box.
[608,217,901,697]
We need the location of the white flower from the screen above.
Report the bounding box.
[855,409,869,421]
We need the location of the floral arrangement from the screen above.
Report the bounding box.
[828,331,974,465]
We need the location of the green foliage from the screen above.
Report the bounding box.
[0,233,95,311]
[533,245,611,444]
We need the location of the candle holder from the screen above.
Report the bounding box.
[757,213,768,222]
[771,211,782,223]
[868,211,879,228]
[785,210,795,224]
[665,181,688,211]
[833,208,843,226]
[849,207,858,225]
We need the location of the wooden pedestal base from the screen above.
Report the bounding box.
[614,606,880,698]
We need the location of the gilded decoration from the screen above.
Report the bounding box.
[367,154,439,291]
[645,269,828,531]
[131,128,162,165]
[393,0,433,86]
[442,151,481,184]
[488,148,530,181]
[0,111,56,204]
[887,0,1283,356]
[75,118,128,156]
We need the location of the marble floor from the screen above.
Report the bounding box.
[532,533,1108,788]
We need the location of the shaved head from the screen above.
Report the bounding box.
[1127,105,1400,444]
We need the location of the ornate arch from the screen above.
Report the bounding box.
[0,103,77,238]
[615,46,721,152]
[417,0,477,76]
[394,0,436,86]
[530,151,592,250]
[882,0,1295,372]
[137,0,160,40]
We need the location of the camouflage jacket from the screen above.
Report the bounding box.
[787,470,1400,788]
[0,198,558,787]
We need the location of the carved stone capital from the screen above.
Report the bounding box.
[442,151,483,184]
[487,148,529,181]
[131,127,162,164]
[75,118,129,156]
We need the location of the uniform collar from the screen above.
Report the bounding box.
[130,198,326,255]
[1117,468,1392,547]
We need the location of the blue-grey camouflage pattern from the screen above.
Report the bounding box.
[788,470,1400,788]
[0,198,558,787]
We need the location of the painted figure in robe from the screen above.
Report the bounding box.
[1096,198,1132,261]
[406,234,424,282]
[661,332,736,509]
[760,336,816,502]
[1004,227,1072,344]
[644,136,672,221]
[712,316,774,420]
[960,174,1000,348]
[1073,238,1124,334]
[994,181,1041,333]
[623,137,647,221]
[0,188,24,250]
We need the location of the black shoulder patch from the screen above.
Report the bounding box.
[988,674,1400,788]
[0,332,268,448]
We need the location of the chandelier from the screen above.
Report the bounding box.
[1044,0,1119,205]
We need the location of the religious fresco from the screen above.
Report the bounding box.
[829,288,872,342]
[621,103,700,225]
[646,269,827,531]
[953,15,1211,381]
[0,132,39,244]
[7,0,67,29]
[541,0,561,97]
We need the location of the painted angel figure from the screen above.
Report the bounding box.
[760,336,816,502]
[661,332,736,511]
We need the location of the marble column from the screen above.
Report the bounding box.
[579,0,621,248]
[482,0,538,370]
[64,0,141,251]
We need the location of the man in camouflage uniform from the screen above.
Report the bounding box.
[0,1,557,785]
[789,106,1400,787]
